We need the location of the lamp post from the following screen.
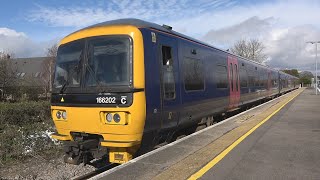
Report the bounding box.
[307,41,320,95]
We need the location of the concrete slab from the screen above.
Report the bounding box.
[102,162,164,180]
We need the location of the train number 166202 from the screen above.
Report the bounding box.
[96,97,116,104]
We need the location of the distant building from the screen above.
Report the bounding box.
[11,57,51,87]
[0,57,52,101]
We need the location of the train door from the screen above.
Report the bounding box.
[158,35,181,131]
[227,56,240,109]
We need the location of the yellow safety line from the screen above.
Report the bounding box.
[188,90,303,180]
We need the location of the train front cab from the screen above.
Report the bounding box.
[50,25,147,164]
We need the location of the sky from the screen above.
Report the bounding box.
[1,0,320,72]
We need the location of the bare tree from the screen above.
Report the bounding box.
[0,51,17,100]
[42,44,58,98]
[230,39,267,63]
[0,51,12,60]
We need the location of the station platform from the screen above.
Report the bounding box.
[91,88,320,180]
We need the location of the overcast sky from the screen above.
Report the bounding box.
[1,0,320,72]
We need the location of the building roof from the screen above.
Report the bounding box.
[11,57,50,79]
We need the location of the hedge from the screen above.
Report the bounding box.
[0,101,62,166]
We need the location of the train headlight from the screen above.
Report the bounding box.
[106,113,113,123]
[62,111,67,119]
[102,112,129,125]
[56,111,62,119]
[113,113,121,123]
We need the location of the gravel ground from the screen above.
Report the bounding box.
[0,157,96,180]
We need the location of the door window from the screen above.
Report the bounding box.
[161,46,176,100]
[230,63,234,91]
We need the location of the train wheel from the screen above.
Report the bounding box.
[176,135,186,140]
[206,116,214,127]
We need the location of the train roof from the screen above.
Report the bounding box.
[72,18,207,46]
[67,18,297,78]
[85,18,172,33]
[79,19,270,66]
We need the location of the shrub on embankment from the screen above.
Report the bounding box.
[0,101,62,166]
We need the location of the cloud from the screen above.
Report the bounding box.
[23,0,320,71]
[0,28,27,37]
[202,16,274,46]
[28,0,235,28]
[266,25,320,71]
[201,16,320,71]
[0,28,58,58]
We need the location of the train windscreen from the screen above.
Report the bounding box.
[53,36,132,92]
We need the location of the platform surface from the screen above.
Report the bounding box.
[92,88,320,180]
[200,88,320,180]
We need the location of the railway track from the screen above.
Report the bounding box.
[73,163,118,180]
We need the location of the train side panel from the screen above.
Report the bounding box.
[143,29,263,127]
[140,28,299,151]
[143,25,298,160]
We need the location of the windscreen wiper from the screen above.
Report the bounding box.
[85,45,106,93]
[59,82,67,94]
[85,63,106,93]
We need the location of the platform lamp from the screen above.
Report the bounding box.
[306,41,320,95]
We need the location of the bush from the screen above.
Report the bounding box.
[0,101,62,166]
[3,86,45,102]
[0,101,51,126]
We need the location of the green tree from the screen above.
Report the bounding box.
[299,71,313,86]
[281,69,299,77]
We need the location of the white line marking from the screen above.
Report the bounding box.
[90,90,297,180]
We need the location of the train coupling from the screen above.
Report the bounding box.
[63,138,101,165]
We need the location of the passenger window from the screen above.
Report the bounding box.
[265,73,269,88]
[240,68,248,88]
[254,72,259,87]
[215,65,228,89]
[161,46,175,100]
[248,70,255,87]
[272,73,278,87]
[183,57,204,91]
[259,72,264,87]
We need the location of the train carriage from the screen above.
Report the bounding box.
[51,19,299,165]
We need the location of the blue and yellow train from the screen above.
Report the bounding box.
[51,19,299,165]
